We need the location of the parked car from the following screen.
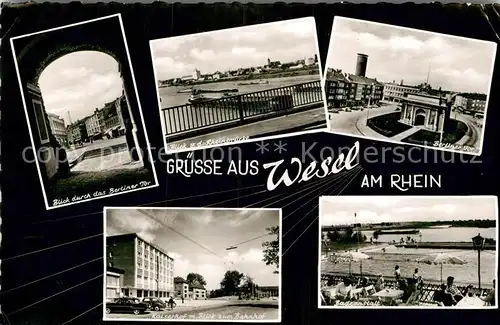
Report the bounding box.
[105,297,148,315]
[142,297,167,311]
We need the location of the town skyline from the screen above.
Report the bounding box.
[326,17,497,95]
[151,17,319,81]
[320,196,497,226]
[106,208,280,291]
[38,51,123,126]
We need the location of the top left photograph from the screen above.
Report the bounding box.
[10,14,158,210]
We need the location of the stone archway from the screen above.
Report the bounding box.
[414,108,426,126]
[12,16,151,180]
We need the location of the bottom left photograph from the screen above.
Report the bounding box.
[103,207,282,322]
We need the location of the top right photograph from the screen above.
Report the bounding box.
[324,17,497,156]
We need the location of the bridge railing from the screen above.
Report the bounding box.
[161,81,323,139]
[321,273,492,304]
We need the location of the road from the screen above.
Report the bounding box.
[453,112,482,148]
[66,136,127,162]
[106,302,279,321]
[329,103,400,137]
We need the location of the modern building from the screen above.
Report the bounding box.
[256,286,279,298]
[383,81,420,102]
[324,69,350,108]
[106,266,125,300]
[188,283,207,300]
[174,279,189,299]
[324,54,384,108]
[47,113,68,147]
[399,93,452,133]
[454,94,487,115]
[106,233,175,299]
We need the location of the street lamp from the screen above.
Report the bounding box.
[472,233,485,289]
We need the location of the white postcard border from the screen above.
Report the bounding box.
[103,206,283,322]
[10,14,159,210]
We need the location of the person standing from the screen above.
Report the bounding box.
[394,265,401,282]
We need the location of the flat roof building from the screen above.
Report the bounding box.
[106,233,175,299]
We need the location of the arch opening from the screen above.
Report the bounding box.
[414,109,426,126]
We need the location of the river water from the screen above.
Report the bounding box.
[361,227,497,243]
[158,74,321,108]
[322,227,497,287]
[158,74,322,135]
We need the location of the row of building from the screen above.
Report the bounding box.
[47,95,127,148]
[106,233,279,302]
[324,54,384,108]
[162,55,319,86]
[325,53,487,117]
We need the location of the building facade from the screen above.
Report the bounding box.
[324,62,384,109]
[85,108,104,140]
[106,267,125,300]
[192,69,201,80]
[399,93,451,133]
[257,286,279,298]
[102,97,126,138]
[324,69,350,108]
[174,280,189,299]
[382,82,420,102]
[47,113,68,147]
[106,233,175,300]
[67,120,88,145]
[188,284,207,300]
[454,94,487,115]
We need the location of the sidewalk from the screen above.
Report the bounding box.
[391,127,420,141]
[167,107,327,151]
[66,137,127,162]
[173,299,232,311]
[71,151,143,172]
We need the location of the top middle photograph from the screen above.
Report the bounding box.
[150,17,328,153]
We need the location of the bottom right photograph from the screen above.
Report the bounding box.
[318,195,497,309]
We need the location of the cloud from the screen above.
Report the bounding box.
[226,210,264,227]
[320,196,496,225]
[150,17,319,80]
[107,210,162,243]
[327,19,496,94]
[59,66,93,79]
[153,57,196,78]
[38,51,123,123]
[189,48,217,62]
[431,204,456,214]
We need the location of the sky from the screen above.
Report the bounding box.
[326,17,497,94]
[106,208,280,291]
[320,196,497,226]
[38,51,123,125]
[151,17,319,80]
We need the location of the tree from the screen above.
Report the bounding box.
[220,270,244,296]
[241,275,258,297]
[186,273,206,287]
[174,276,185,284]
[262,226,279,273]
